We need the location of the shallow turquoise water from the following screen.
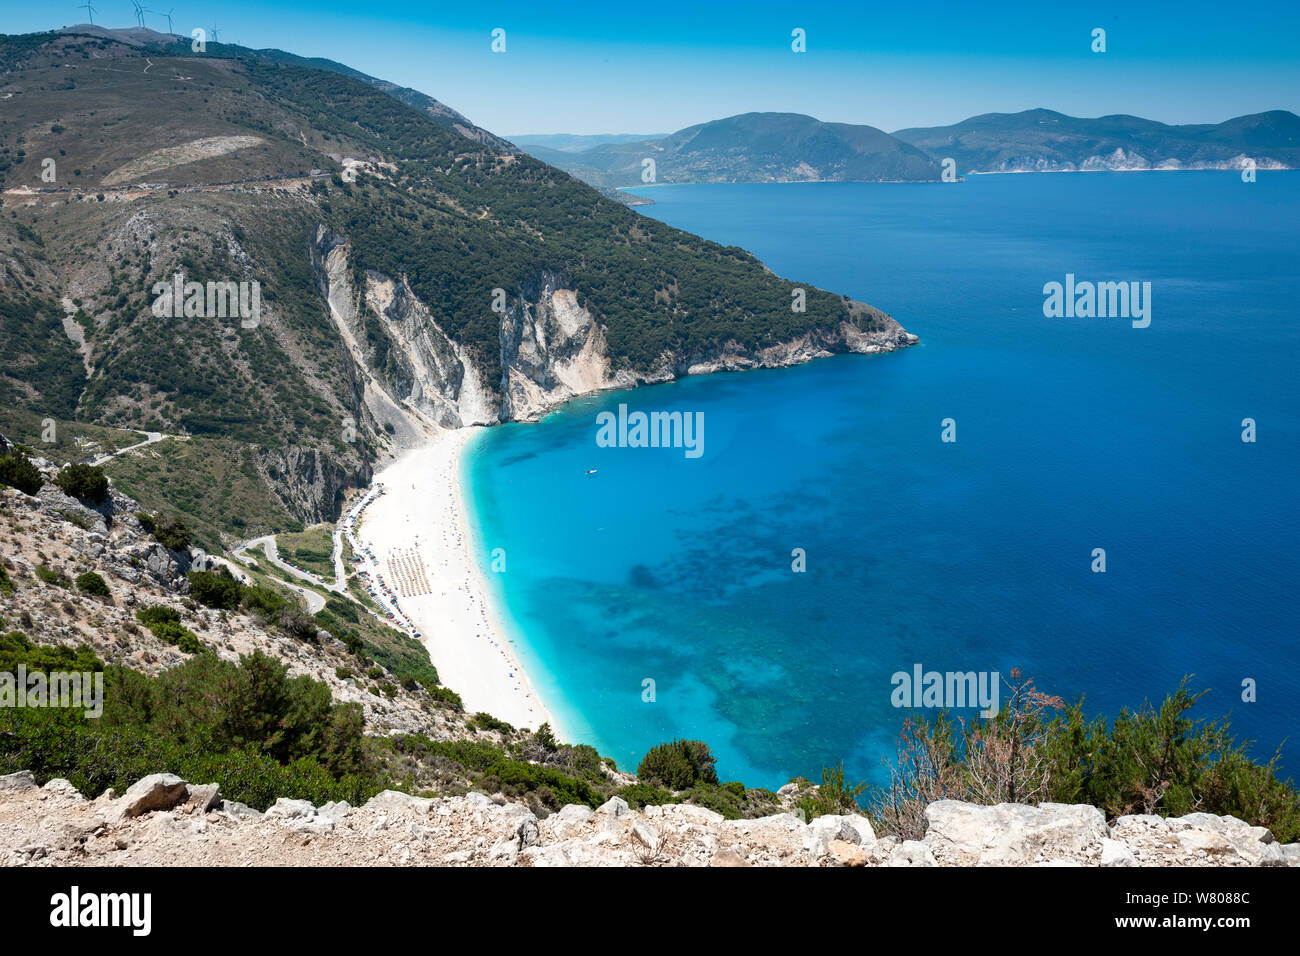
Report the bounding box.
[464,173,1300,788]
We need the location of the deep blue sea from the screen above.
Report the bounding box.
[464,172,1300,789]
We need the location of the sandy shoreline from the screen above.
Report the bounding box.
[350,428,562,734]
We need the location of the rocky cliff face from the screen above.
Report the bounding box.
[2,772,1295,868]
[257,444,361,528]
[310,227,917,450]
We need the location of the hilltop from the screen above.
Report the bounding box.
[516,112,942,187]
[0,28,915,549]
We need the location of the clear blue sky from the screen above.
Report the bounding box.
[9,1,1300,135]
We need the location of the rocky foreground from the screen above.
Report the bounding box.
[2,772,1296,867]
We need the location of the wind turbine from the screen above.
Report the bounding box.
[78,1,96,25]
[163,7,174,34]
[131,0,145,27]
[209,24,220,43]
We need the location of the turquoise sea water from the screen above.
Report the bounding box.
[464,173,1300,789]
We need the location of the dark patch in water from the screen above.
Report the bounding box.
[628,563,659,589]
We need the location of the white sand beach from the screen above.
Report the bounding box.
[350,428,558,732]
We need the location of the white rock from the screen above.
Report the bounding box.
[1101,838,1137,867]
[364,790,432,814]
[317,801,353,824]
[597,796,630,818]
[923,800,1108,865]
[889,840,938,867]
[111,773,189,821]
[0,771,38,792]
[42,778,83,799]
[631,821,660,856]
[265,798,317,820]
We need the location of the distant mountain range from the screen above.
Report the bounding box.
[513,113,942,187]
[517,109,1300,188]
[893,108,1300,174]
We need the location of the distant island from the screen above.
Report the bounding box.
[515,108,1300,188]
[512,113,943,187]
[893,108,1300,174]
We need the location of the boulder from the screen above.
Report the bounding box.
[185,783,222,813]
[317,801,353,824]
[631,821,660,856]
[498,803,540,849]
[265,798,317,821]
[0,771,38,792]
[889,840,938,867]
[804,813,875,855]
[827,838,869,867]
[363,790,433,814]
[1100,838,1137,867]
[1166,812,1277,865]
[42,778,82,798]
[923,800,1108,865]
[111,773,189,820]
[597,796,630,818]
[547,803,593,839]
[221,801,263,820]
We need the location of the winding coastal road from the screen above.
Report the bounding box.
[90,431,166,466]
[231,535,341,614]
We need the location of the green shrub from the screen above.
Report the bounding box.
[427,684,463,711]
[54,463,109,504]
[617,782,676,810]
[188,568,243,609]
[0,648,380,810]
[241,584,287,618]
[0,449,43,496]
[152,514,191,551]
[795,762,867,820]
[472,712,515,735]
[35,564,67,587]
[0,563,14,596]
[1039,681,1300,842]
[871,674,1300,843]
[74,570,111,598]
[0,629,101,673]
[135,604,204,654]
[134,512,156,533]
[637,739,719,791]
[136,604,181,627]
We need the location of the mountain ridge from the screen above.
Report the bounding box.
[517,112,943,187]
[0,28,916,547]
[893,107,1300,173]
[521,107,1300,187]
